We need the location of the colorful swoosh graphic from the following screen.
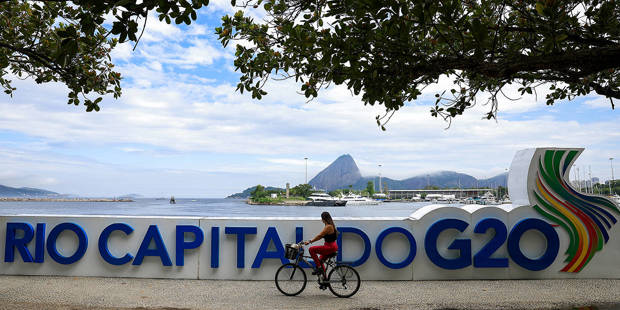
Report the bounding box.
[531,149,619,272]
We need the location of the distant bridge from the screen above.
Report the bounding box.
[388,189,491,199]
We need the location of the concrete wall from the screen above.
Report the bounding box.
[1,205,618,280]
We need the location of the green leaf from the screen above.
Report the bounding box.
[535,2,545,15]
[557,34,568,42]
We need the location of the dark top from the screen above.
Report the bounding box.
[324,229,337,243]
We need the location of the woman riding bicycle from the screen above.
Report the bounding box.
[304,211,338,277]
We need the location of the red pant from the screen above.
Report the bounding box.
[309,241,338,273]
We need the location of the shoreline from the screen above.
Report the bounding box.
[0,198,134,202]
[246,199,309,206]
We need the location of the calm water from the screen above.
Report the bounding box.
[0,198,437,217]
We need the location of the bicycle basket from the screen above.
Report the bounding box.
[284,244,299,259]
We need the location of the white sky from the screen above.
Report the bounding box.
[0,7,618,197]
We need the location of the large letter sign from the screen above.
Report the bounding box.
[375,227,416,269]
[0,147,618,280]
[133,225,172,266]
[473,218,508,268]
[46,223,88,265]
[507,219,559,271]
[99,223,134,265]
[425,219,471,269]
[5,222,35,262]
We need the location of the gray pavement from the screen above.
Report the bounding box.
[0,276,619,310]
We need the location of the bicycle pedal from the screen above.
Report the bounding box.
[319,285,328,290]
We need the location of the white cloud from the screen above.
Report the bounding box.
[1,15,618,197]
[583,97,616,109]
[140,12,183,42]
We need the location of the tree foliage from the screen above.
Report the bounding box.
[250,184,267,198]
[328,189,342,197]
[366,181,375,196]
[218,0,620,127]
[0,0,208,111]
[290,183,312,197]
[3,0,618,125]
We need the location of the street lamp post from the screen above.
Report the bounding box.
[589,165,592,194]
[304,157,308,184]
[610,157,615,195]
[378,164,382,194]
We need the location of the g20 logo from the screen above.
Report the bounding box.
[424,218,558,271]
[335,218,559,271]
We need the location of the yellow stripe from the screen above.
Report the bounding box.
[536,179,589,272]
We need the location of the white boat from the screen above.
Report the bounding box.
[463,197,477,204]
[478,191,499,205]
[308,192,336,201]
[307,192,346,206]
[610,194,620,205]
[373,193,387,200]
[341,193,380,205]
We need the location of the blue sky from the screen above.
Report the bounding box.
[0,4,618,197]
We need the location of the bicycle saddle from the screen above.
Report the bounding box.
[321,252,337,261]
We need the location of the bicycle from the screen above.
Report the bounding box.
[275,242,361,298]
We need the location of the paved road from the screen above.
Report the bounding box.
[0,276,618,310]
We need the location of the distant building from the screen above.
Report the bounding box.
[389,188,488,199]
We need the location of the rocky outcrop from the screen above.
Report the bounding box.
[309,154,362,191]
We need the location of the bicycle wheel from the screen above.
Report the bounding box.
[275,263,307,296]
[327,265,360,298]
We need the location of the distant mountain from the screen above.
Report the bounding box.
[477,174,510,188]
[307,155,507,191]
[0,184,59,197]
[352,171,481,190]
[227,186,285,199]
[308,154,362,191]
[228,155,509,196]
[352,171,507,191]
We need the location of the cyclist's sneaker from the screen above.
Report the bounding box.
[311,268,322,275]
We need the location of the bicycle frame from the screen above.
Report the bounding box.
[291,244,338,275]
[277,242,361,298]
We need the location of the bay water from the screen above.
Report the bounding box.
[0,198,436,217]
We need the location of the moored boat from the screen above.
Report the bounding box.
[341,193,380,205]
[307,192,346,206]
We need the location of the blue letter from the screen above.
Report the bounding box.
[295,226,313,268]
[98,223,134,265]
[375,227,417,269]
[211,227,219,268]
[425,219,472,269]
[508,218,559,271]
[176,225,204,266]
[5,222,35,262]
[337,227,371,267]
[252,227,287,268]
[473,218,508,268]
[132,225,172,266]
[34,223,45,263]
[47,223,88,265]
[225,227,257,268]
